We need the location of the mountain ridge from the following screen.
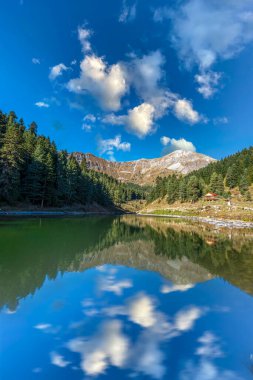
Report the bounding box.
[73,150,216,185]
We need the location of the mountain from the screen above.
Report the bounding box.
[73,150,216,185]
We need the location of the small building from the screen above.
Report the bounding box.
[204,192,219,201]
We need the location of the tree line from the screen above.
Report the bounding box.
[148,147,253,203]
[0,110,147,207]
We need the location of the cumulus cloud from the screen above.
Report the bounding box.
[174,99,202,124]
[160,136,171,146]
[174,307,204,332]
[67,320,129,376]
[35,101,50,108]
[171,0,253,97]
[50,352,70,368]
[49,63,69,80]
[67,55,127,111]
[128,293,156,328]
[103,102,156,138]
[32,58,40,64]
[195,71,221,98]
[63,288,207,379]
[161,136,196,154]
[119,0,137,23]
[97,135,131,161]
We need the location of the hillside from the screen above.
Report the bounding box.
[73,150,215,185]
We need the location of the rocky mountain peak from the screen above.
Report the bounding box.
[73,150,216,185]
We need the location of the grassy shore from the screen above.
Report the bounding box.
[138,197,253,223]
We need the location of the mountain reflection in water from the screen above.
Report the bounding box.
[0,215,253,379]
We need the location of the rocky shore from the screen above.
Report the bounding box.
[138,213,253,229]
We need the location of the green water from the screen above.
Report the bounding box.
[0,215,253,379]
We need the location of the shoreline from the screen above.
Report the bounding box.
[0,210,126,217]
[137,213,253,229]
[1,210,253,229]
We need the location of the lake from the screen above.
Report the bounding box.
[0,215,253,379]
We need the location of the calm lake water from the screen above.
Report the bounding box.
[0,215,253,379]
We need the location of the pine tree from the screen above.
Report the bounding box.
[187,176,202,202]
[209,172,224,195]
[66,155,82,203]
[179,178,187,202]
[0,120,24,202]
[226,164,239,188]
[239,169,249,195]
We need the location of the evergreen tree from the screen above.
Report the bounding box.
[239,169,249,195]
[209,172,224,195]
[187,176,202,202]
[66,155,82,203]
[0,120,24,202]
[179,178,188,202]
[226,164,239,188]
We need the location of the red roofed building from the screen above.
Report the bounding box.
[204,192,219,201]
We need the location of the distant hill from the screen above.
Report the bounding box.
[73,150,216,185]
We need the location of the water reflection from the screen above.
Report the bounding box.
[0,216,253,379]
[1,215,253,311]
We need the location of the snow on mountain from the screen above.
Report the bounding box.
[73,150,216,185]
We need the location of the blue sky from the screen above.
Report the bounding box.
[0,0,253,161]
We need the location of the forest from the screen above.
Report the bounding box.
[148,147,253,204]
[0,110,146,208]
[1,109,252,209]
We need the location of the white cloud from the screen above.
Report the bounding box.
[195,71,221,98]
[82,114,97,132]
[179,331,241,380]
[49,63,69,80]
[213,116,229,125]
[32,58,40,64]
[127,103,156,137]
[171,0,253,97]
[50,352,70,368]
[153,7,172,23]
[172,0,253,70]
[34,323,52,330]
[174,99,202,124]
[67,55,127,111]
[196,332,224,359]
[34,323,61,334]
[84,114,96,122]
[174,306,204,332]
[128,293,156,328]
[78,27,92,53]
[97,135,131,161]
[160,283,194,294]
[67,320,129,376]
[82,124,92,132]
[161,136,196,154]
[35,101,50,108]
[103,102,156,138]
[160,136,171,146]
[99,274,132,296]
[127,51,164,102]
[119,0,137,23]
